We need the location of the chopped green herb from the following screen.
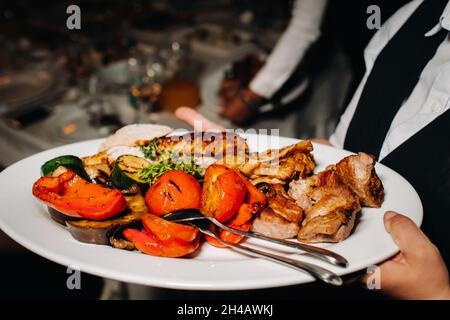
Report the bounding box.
[138,153,203,185]
[140,138,160,160]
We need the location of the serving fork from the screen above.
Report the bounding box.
[162,209,348,268]
[173,217,343,286]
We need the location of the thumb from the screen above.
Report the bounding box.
[384,211,431,263]
[175,107,225,132]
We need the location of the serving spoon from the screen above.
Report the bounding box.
[180,218,343,286]
[162,209,348,268]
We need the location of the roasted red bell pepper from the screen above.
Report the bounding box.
[200,164,247,223]
[124,214,200,257]
[205,222,252,248]
[236,171,267,212]
[201,165,267,247]
[32,169,127,220]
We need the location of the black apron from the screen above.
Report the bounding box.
[343,0,450,265]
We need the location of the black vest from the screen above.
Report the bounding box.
[381,110,450,265]
[344,0,449,158]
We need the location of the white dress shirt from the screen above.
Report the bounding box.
[249,0,328,99]
[330,0,450,160]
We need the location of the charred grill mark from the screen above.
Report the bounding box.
[164,190,175,202]
[370,176,384,198]
[169,179,181,193]
[255,182,273,195]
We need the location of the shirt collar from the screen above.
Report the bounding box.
[424,0,450,36]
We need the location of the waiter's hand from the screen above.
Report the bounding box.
[219,88,264,125]
[364,211,450,300]
[175,107,224,131]
[218,78,241,103]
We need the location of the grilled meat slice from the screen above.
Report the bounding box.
[238,140,315,182]
[297,210,356,243]
[157,131,249,162]
[297,190,360,243]
[334,152,384,208]
[289,169,361,243]
[250,183,303,239]
[288,168,344,211]
[302,185,360,224]
[251,208,300,239]
[100,126,248,170]
[258,183,303,223]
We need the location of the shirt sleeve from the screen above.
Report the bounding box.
[249,0,328,99]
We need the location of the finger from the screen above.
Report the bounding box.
[378,259,408,293]
[384,211,432,262]
[360,251,405,284]
[218,105,225,115]
[360,253,407,288]
[175,107,225,131]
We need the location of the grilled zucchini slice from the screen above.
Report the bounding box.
[111,155,150,190]
[41,155,89,180]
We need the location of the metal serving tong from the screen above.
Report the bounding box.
[161,210,345,286]
[162,209,348,268]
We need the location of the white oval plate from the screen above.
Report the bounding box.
[0,134,423,290]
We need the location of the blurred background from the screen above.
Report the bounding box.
[0,0,408,299]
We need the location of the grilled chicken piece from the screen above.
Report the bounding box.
[157,131,249,162]
[100,129,248,170]
[99,124,173,151]
[250,183,303,239]
[289,169,361,243]
[334,152,384,208]
[238,140,315,182]
[251,208,300,239]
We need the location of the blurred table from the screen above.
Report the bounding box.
[0,43,351,168]
[0,5,353,169]
[0,44,258,167]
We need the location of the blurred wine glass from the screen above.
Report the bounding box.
[161,40,189,79]
[128,54,164,123]
[82,74,123,135]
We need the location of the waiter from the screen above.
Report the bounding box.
[218,0,409,124]
[177,0,450,299]
[331,0,450,265]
